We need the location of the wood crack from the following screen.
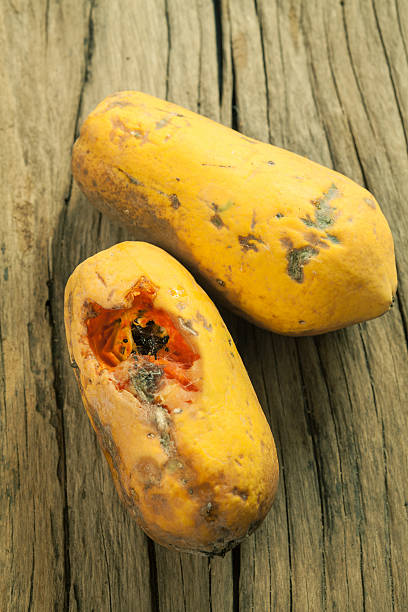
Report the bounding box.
[228,6,238,132]
[381,421,395,610]
[208,557,213,612]
[340,2,375,136]
[269,340,293,611]
[46,260,71,612]
[295,341,327,611]
[371,0,408,148]
[164,0,171,100]
[147,540,159,612]
[179,556,188,612]
[100,527,113,612]
[64,0,96,209]
[254,0,271,143]
[232,545,241,612]
[212,0,223,105]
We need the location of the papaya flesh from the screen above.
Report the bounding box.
[64,241,279,555]
[72,91,397,335]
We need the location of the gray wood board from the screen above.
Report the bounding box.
[1,0,407,610]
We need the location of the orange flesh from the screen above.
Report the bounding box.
[86,278,200,409]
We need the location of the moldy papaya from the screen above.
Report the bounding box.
[64,241,279,554]
[72,91,397,335]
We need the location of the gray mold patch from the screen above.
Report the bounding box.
[287,246,318,283]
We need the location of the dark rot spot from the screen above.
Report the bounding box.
[267,160,275,165]
[238,233,264,252]
[210,214,225,229]
[275,212,284,219]
[200,501,217,522]
[216,279,226,287]
[286,246,318,283]
[169,194,181,209]
[232,487,248,501]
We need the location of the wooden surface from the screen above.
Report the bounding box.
[1,0,407,610]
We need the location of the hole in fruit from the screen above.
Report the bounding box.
[86,277,201,412]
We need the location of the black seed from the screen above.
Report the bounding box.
[131,319,169,357]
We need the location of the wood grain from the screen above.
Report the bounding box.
[1,0,407,610]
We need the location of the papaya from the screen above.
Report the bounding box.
[72,91,397,335]
[64,241,279,554]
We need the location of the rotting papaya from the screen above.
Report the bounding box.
[64,241,279,555]
[72,91,397,335]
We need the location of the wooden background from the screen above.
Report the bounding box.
[1,0,407,610]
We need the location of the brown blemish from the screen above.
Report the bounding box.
[104,99,135,111]
[286,246,318,283]
[196,311,213,331]
[110,115,150,145]
[364,197,376,209]
[178,317,198,336]
[117,167,144,186]
[275,212,284,219]
[238,233,264,252]
[280,236,293,251]
[201,163,234,168]
[303,230,329,249]
[232,487,248,501]
[169,194,181,209]
[150,494,169,514]
[200,501,217,522]
[166,458,184,472]
[267,160,275,165]
[155,116,173,129]
[137,458,162,488]
[216,279,226,287]
[251,210,256,229]
[96,272,107,286]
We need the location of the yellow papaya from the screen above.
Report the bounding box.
[64,241,278,554]
[72,91,397,335]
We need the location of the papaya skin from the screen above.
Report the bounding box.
[64,241,279,555]
[72,91,397,335]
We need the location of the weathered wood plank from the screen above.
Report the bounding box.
[0,2,90,609]
[1,0,407,610]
